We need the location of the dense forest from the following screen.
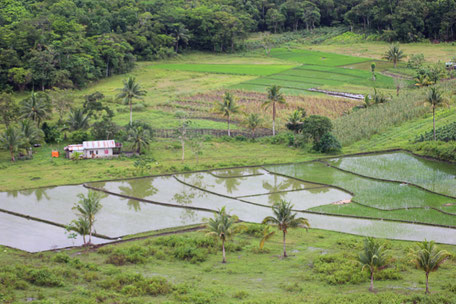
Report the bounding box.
[1,0,456,91]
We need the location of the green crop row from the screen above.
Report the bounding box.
[328,152,456,197]
[148,63,296,76]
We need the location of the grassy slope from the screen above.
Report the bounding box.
[2,227,456,303]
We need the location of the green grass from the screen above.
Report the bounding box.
[269,48,371,66]
[148,64,296,76]
[2,226,456,303]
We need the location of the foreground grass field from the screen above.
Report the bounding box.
[2,225,456,303]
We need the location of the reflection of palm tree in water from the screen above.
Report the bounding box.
[179,207,197,223]
[172,183,207,207]
[215,176,244,195]
[119,179,158,211]
[262,174,295,205]
[16,187,52,202]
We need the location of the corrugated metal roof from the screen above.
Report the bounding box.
[83,140,116,149]
[64,144,84,152]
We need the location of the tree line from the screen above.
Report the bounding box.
[2,0,456,92]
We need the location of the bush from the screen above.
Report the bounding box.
[234,134,247,141]
[313,254,366,285]
[52,252,71,264]
[173,246,208,263]
[99,273,172,296]
[24,268,64,287]
[132,103,146,112]
[105,245,154,265]
[313,133,341,153]
[70,130,90,143]
[41,122,62,143]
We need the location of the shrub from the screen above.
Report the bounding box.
[313,133,341,153]
[52,252,71,264]
[99,273,172,296]
[313,254,366,285]
[24,268,64,287]
[240,223,267,237]
[173,246,208,263]
[105,245,154,265]
[41,122,62,143]
[234,135,247,141]
[70,130,90,143]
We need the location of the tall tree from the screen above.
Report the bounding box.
[19,92,51,127]
[20,119,44,151]
[73,191,103,245]
[127,125,152,154]
[214,92,240,136]
[410,240,450,294]
[206,207,238,263]
[358,237,389,292]
[425,87,446,141]
[383,44,405,68]
[262,200,309,258]
[172,23,190,53]
[0,93,19,127]
[0,126,24,162]
[67,108,90,131]
[117,77,146,126]
[263,85,286,136]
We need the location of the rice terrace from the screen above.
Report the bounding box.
[2,1,456,302]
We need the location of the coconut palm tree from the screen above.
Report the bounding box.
[73,191,103,245]
[117,77,146,126]
[425,87,446,141]
[20,119,44,153]
[67,108,90,131]
[262,200,310,257]
[128,125,152,154]
[0,126,24,162]
[67,217,90,246]
[410,240,450,294]
[172,23,190,53]
[383,44,405,68]
[264,85,286,136]
[206,207,238,263]
[19,91,51,127]
[358,237,389,292]
[215,92,240,136]
[244,113,263,138]
[259,226,275,250]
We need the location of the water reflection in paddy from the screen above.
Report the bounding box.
[0,212,109,252]
[177,172,321,198]
[0,185,215,238]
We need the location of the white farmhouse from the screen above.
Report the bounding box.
[64,140,121,159]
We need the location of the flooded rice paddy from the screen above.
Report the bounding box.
[1,151,455,252]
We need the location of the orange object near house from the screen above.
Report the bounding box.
[51,151,59,158]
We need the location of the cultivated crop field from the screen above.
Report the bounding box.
[267,151,456,227]
[2,151,456,253]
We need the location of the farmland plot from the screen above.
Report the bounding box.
[328,152,456,197]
